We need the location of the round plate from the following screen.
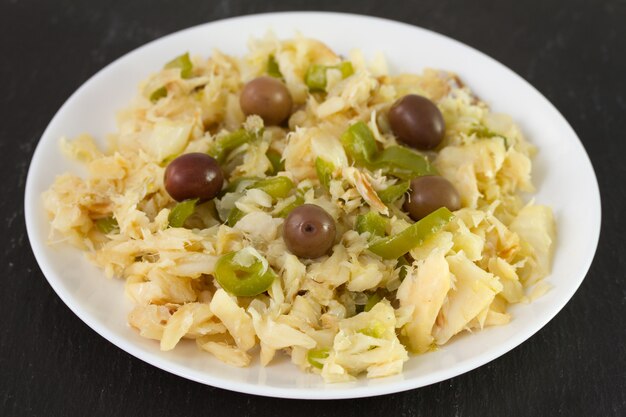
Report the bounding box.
[24,12,601,399]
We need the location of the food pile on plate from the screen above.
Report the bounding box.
[43,34,554,382]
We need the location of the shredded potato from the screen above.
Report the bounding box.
[43,34,555,382]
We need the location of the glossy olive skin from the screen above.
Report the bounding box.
[240,76,293,126]
[283,204,336,259]
[404,176,461,221]
[388,94,445,150]
[164,153,224,202]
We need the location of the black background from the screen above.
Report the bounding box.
[2,0,625,416]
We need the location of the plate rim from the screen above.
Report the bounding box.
[24,11,602,399]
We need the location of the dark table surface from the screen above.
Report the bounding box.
[2,0,625,416]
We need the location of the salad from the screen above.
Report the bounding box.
[43,34,555,382]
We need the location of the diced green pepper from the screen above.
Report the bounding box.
[214,250,276,297]
[337,61,355,78]
[315,157,335,190]
[250,176,294,199]
[165,52,193,79]
[226,207,245,227]
[275,194,305,218]
[208,129,258,163]
[225,176,293,199]
[304,61,354,92]
[370,146,437,179]
[149,53,193,102]
[224,176,295,226]
[469,125,509,148]
[368,207,454,259]
[266,149,285,173]
[95,216,118,234]
[358,320,386,338]
[304,64,328,92]
[149,86,167,103]
[168,198,199,228]
[267,54,283,78]
[340,121,378,165]
[364,293,382,312]
[355,212,387,238]
[377,181,410,204]
[338,123,435,180]
[307,348,330,369]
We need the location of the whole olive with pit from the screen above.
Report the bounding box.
[240,76,293,126]
[388,94,445,150]
[164,153,224,202]
[283,204,336,259]
[404,176,461,221]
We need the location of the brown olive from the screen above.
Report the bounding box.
[164,153,224,202]
[404,176,461,221]
[388,94,445,150]
[240,76,293,126]
[283,204,336,259]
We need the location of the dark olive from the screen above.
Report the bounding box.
[283,204,336,259]
[164,153,224,202]
[240,76,293,126]
[388,94,445,150]
[403,176,461,221]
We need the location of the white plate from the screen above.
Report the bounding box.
[24,12,601,399]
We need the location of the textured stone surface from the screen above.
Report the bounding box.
[1,0,624,415]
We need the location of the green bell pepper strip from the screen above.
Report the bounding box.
[370,146,437,179]
[267,55,283,78]
[266,149,285,173]
[214,251,277,297]
[368,207,454,259]
[304,61,354,92]
[149,86,167,103]
[165,52,193,79]
[208,129,258,163]
[307,348,330,369]
[95,216,118,234]
[168,199,199,228]
[364,293,382,312]
[340,121,378,165]
[355,212,387,238]
[250,176,294,199]
[315,157,335,190]
[377,181,410,204]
